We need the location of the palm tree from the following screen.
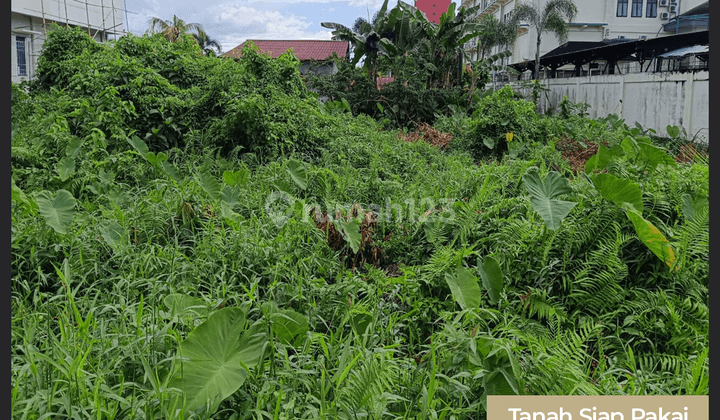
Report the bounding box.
[474,14,518,61]
[193,31,222,56]
[512,0,578,80]
[146,15,208,44]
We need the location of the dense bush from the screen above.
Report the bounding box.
[305,60,467,129]
[19,28,334,163]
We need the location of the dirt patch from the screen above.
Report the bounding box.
[554,135,607,174]
[674,143,709,164]
[398,122,452,150]
[310,204,402,276]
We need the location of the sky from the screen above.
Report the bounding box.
[121,0,462,54]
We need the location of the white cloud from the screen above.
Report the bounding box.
[213,4,333,49]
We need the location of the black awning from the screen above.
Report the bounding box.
[510,30,709,73]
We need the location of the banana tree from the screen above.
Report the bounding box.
[415,2,485,89]
[321,0,393,84]
[376,3,430,81]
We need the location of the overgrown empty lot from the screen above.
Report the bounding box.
[11,27,708,419]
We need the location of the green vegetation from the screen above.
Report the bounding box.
[11,24,708,420]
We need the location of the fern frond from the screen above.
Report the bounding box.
[337,350,398,416]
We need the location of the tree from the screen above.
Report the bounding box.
[473,14,518,61]
[322,0,394,84]
[512,0,578,80]
[193,31,222,57]
[146,15,208,44]
[323,1,488,88]
[416,2,486,88]
[466,50,518,105]
[352,9,385,36]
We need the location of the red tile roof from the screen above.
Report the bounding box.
[224,40,348,61]
[376,77,395,89]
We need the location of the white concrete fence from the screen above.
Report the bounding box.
[492,70,709,143]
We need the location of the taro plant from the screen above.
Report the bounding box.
[165,302,268,417]
[523,168,576,232]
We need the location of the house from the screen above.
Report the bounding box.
[11,0,126,84]
[224,40,349,75]
[460,0,706,67]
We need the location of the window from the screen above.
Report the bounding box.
[16,36,27,76]
[617,0,628,17]
[646,0,658,18]
[632,0,643,17]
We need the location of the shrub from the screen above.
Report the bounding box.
[32,25,103,90]
[305,61,467,129]
[463,85,540,160]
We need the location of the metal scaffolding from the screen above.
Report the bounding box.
[12,0,139,81]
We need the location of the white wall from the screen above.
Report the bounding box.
[11,1,125,83]
[464,0,707,64]
[505,70,709,142]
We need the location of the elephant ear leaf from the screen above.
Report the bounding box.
[285,159,308,191]
[127,135,150,157]
[637,142,676,170]
[523,170,576,231]
[478,256,504,305]
[591,173,644,214]
[333,217,362,254]
[11,179,38,215]
[625,209,677,269]
[100,220,126,248]
[197,172,221,201]
[163,293,210,321]
[262,302,309,347]
[35,189,76,234]
[222,167,250,187]
[445,267,482,310]
[55,157,75,181]
[167,307,267,416]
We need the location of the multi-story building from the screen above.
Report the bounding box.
[11,0,126,83]
[414,0,453,24]
[461,0,706,66]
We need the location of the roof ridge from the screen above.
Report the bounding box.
[243,39,345,42]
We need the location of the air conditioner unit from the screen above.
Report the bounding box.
[670,0,678,5]
[660,12,670,20]
[659,0,668,6]
[669,5,678,13]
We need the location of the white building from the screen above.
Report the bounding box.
[461,0,706,66]
[11,0,126,83]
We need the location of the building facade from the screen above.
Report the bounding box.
[415,0,453,24]
[461,0,705,66]
[11,0,126,83]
